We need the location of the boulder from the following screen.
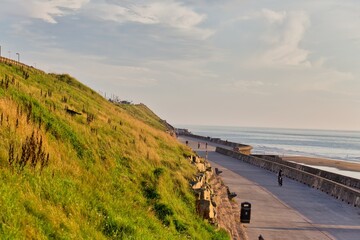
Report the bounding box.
[200,188,212,201]
[196,199,216,220]
[192,156,201,163]
[194,162,206,172]
[205,168,213,182]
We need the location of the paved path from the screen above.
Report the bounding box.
[179,136,360,240]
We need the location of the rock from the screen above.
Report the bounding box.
[211,194,221,207]
[205,168,213,182]
[191,173,206,190]
[192,181,203,190]
[196,199,215,220]
[192,155,201,163]
[194,162,206,172]
[200,188,212,201]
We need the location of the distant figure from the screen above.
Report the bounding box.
[258,234,264,240]
[205,150,208,159]
[205,142,208,149]
[198,142,200,149]
[278,169,283,186]
[185,140,188,146]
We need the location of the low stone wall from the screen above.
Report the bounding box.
[217,147,360,208]
[253,154,360,190]
[180,132,253,155]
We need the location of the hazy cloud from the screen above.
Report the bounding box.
[261,9,287,24]
[0,0,89,23]
[260,11,311,66]
[88,1,213,39]
[2,0,360,130]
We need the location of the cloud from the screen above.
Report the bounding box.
[29,0,89,23]
[89,1,213,39]
[259,11,311,66]
[1,0,89,23]
[232,8,286,24]
[261,9,287,24]
[242,9,311,67]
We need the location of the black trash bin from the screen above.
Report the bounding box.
[240,202,251,223]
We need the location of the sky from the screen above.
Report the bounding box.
[1,0,360,131]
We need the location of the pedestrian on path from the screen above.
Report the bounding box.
[278,169,283,186]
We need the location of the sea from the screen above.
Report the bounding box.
[177,125,360,179]
[177,125,360,163]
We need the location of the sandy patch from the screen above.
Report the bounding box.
[282,156,360,172]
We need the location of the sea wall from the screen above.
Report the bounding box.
[217,147,360,208]
[253,154,360,190]
[179,132,252,155]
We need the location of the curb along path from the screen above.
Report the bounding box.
[179,136,360,240]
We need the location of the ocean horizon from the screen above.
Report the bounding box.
[176,125,360,164]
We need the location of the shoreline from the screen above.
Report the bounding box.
[282,156,360,172]
[181,135,360,239]
[176,128,360,175]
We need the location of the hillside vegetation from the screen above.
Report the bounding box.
[0,63,228,239]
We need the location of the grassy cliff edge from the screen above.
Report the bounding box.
[0,63,228,239]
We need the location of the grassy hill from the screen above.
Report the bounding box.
[0,62,228,239]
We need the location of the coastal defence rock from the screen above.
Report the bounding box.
[189,155,248,239]
[191,173,205,190]
[210,174,248,240]
[195,162,206,172]
[197,199,215,220]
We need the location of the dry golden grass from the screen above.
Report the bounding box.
[0,63,229,239]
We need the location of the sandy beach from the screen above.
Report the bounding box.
[282,156,360,172]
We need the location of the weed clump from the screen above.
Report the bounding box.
[8,131,50,173]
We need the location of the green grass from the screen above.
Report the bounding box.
[0,62,229,239]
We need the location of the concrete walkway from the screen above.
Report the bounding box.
[179,136,360,240]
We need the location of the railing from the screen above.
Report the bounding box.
[0,56,33,69]
[179,132,253,154]
[216,147,360,208]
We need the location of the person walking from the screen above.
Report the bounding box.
[278,169,283,186]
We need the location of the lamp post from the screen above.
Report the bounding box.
[16,52,20,62]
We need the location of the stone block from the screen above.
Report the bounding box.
[195,162,206,172]
[192,156,201,163]
[200,188,212,201]
[196,199,215,220]
[192,181,203,190]
[205,169,213,182]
